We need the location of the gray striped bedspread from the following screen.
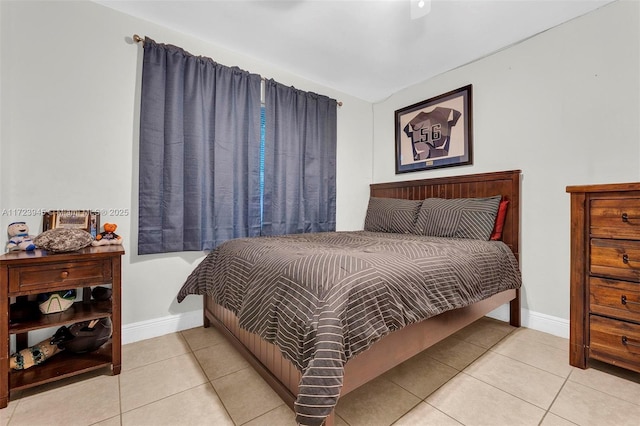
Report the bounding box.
[176,231,522,425]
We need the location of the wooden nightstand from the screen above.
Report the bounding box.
[567,183,640,373]
[0,245,124,408]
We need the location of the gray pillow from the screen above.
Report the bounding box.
[364,197,422,234]
[34,228,94,253]
[414,195,501,240]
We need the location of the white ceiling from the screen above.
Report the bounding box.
[94,0,617,102]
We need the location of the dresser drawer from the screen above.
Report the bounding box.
[590,238,640,282]
[591,198,640,240]
[590,315,640,371]
[590,277,640,323]
[8,259,112,295]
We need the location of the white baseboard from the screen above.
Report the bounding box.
[122,309,203,345]
[486,305,569,339]
[122,306,569,345]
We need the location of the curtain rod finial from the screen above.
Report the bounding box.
[133,34,144,43]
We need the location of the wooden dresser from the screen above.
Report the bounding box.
[567,183,640,373]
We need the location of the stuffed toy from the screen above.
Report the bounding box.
[91,223,123,246]
[10,336,62,370]
[6,221,36,251]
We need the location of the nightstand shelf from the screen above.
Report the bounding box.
[9,300,112,334]
[9,342,113,391]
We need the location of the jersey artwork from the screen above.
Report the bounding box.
[403,107,461,160]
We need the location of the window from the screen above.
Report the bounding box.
[138,39,336,254]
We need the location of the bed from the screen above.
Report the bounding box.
[177,169,522,426]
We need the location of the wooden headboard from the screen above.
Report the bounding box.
[370,170,521,261]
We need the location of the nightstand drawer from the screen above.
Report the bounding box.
[8,259,112,294]
[590,239,640,282]
[590,316,640,371]
[590,277,640,323]
[591,199,640,240]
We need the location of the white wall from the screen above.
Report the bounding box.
[372,0,640,331]
[0,0,372,335]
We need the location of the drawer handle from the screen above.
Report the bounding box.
[621,336,640,348]
[622,212,629,222]
[60,271,69,279]
[621,295,640,306]
[622,254,636,264]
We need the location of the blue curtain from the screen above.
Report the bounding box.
[262,79,337,236]
[138,38,262,254]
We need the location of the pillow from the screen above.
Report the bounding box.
[414,195,501,240]
[490,199,510,241]
[364,197,422,234]
[34,228,94,253]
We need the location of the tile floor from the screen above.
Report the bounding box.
[1,317,640,425]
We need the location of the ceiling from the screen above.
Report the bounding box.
[94,0,617,102]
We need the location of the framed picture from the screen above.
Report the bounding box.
[43,210,100,238]
[395,84,473,174]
